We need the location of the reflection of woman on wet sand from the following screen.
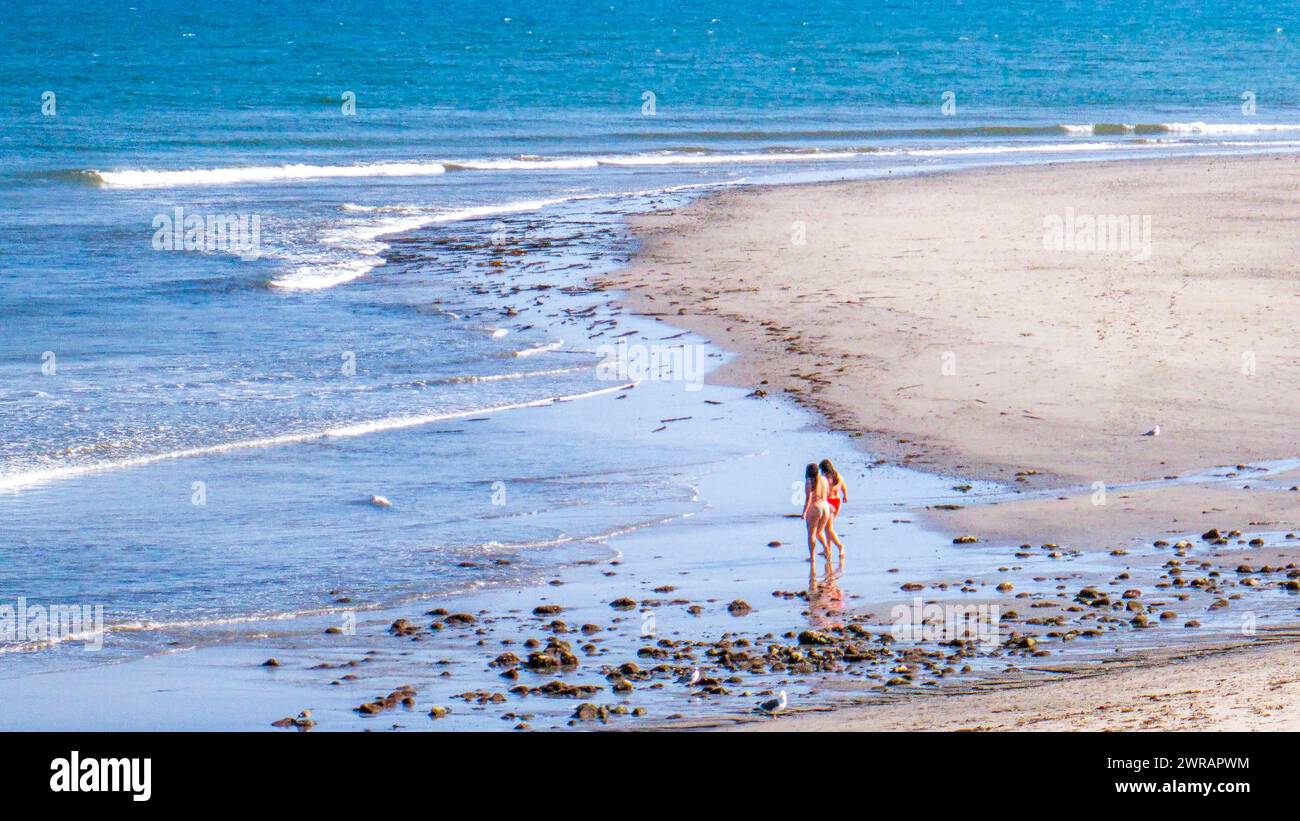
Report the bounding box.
[819,459,847,560]
[807,557,844,628]
[801,463,832,561]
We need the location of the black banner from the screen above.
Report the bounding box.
[0,731,1278,806]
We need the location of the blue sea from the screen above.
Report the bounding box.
[3,0,1300,668]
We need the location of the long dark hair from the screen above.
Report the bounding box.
[819,459,840,485]
[805,463,819,482]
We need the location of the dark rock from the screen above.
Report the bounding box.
[797,630,832,645]
[572,703,610,722]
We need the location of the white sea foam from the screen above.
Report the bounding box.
[1058,122,1300,136]
[907,137,1300,158]
[90,155,753,188]
[436,366,588,384]
[0,382,634,492]
[85,152,863,192]
[426,198,578,222]
[1151,121,1300,134]
[512,340,564,357]
[1217,139,1300,148]
[95,162,448,188]
[321,214,438,246]
[0,628,107,655]
[445,157,601,170]
[595,150,872,166]
[268,257,383,291]
[905,141,1133,156]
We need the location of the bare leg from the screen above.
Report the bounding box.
[817,521,832,561]
[825,515,844,551]
[806,516,818,563]
[833,520,847,564]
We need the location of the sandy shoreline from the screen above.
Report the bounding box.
[607,154,1300,730]
[5,155,1299,733]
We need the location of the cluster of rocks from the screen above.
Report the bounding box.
[354,685,417,715]
[284,517,1300,731]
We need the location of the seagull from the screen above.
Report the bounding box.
[368,495,392,508]
[756,690,787,717]
[1142,425,1160,437]
[676,667,701,686]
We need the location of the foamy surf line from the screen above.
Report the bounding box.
[87,154,843,188]
[0,382,636,492]
[1064,121,1300,135]
[81,129,1300,188]
[86,151,896,188]
[87,157,774,188]
[94,162,449,188]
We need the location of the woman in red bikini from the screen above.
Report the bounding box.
[819,459,847,559]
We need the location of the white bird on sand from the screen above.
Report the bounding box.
[756,691,787,717]
[1142,425,1160,437]
[368,495,392,508]
[676,666,701,686]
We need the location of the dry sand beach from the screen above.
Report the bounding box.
[604,154,1300,730]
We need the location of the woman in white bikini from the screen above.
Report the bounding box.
[801,463,833,562]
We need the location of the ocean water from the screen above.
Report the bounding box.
[4,0,1300,669]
